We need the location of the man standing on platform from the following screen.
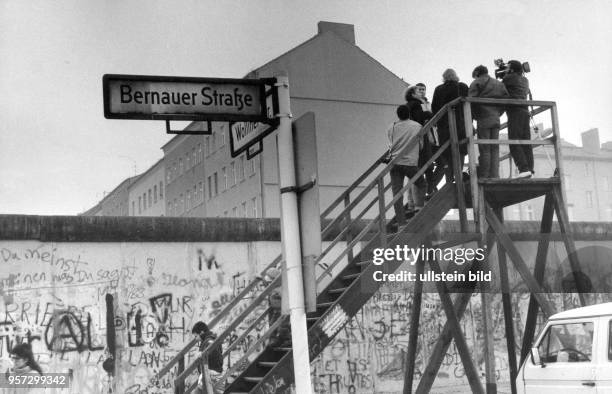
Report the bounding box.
[469,65,509,179]
[502,60,533,178]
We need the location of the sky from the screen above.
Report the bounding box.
[1,0,611,215]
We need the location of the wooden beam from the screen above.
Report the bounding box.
[520,192,554,365]
[448,106,469,231]
[463,101,479,229]
[485,204,556,317]
[551,185,587,305]
[416,237,496,394]
[494,208,517,394]
[428,257,484,394]
[403,257,425,394]
[475,139,554,146]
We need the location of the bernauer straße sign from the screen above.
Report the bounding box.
[103,74,270,123]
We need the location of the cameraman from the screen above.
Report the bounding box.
[502,60,533,178]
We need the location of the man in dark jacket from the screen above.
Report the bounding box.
[502,60,533,178]
[468,65,509,179]
[431,68,469,184]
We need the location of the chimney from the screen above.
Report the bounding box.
[581,128,601,154]
[317,21,355,45]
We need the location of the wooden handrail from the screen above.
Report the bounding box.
[155,255,282,380]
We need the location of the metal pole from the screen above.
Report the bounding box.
[275,74,314,394]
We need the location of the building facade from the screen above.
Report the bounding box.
[127,158,166,217]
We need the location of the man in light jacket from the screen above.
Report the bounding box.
[468,65,509,178]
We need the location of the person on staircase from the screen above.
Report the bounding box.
[431,68,469,185]
[468,65,509,179]
[192,321,224,394]
[405,84,436,198]
[502,60,533,178]
[387,104,426,229]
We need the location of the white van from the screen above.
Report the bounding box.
[517,302,612,393]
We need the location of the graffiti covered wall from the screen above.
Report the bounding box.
[0,240,279,393]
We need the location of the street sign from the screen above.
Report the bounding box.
[103,74,274,123]
[229,82,279,157]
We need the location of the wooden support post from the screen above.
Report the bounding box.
[551,185,587,305]
[175,356,185,394]
[448,106,468,231]
[485,204,556,316]
[403,255,425,394]
[428,257,484,394]
[415,291,474,394]
[478,186,497,394]
[377,178,388,248]
[520,192,554,365]
[344,194,354,261]
[494,208,517,394]
[463,101,479,226]
[416,237,496,394]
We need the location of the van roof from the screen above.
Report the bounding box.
[550,302,612,320]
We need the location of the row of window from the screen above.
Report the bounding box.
[131,181,164,215]
[166,129,228,184]
[167,182,205,216]
[223,197,258,218]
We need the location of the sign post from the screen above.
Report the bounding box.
[275,75,314,394]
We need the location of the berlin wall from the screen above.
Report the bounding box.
[1,215,611,393]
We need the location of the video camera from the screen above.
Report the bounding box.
[494,58,531,79]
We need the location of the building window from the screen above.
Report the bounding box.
[192,148,197,167]
[252,197,257,218]
[154,185,158,203]
[143,193,147,210]
[167,201,172,216]
[199,182,203,202]
[186,153,190,169]
[132,201,135,216]
[586,191,593,208]
[205,136,211,156]
[186,190,191,211]
[208,176,212,199]
[248,157,255,176]
[526,204,534,220]
[230,161,236,186]
[193,185,197,203]
[138,197,142,213]
[179,158,183,174]
[159,181,163,198]
[214,172,218,196]
[232,207,238,217]
[222,167,227,191]
[238,155,246,181]
[211,132,216,152]
[167,169,172,184]
[584,162,590,176]
[241,201,247,217]
[219,125,226,147]
[148,189,152,206]
[198,143,202,163]
[603,176,612,192]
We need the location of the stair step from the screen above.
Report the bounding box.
[328,287,348,295]
[243,376,264,383]
[273,347,292,352]
[258,361,277,368]
[317,301,335,308]
[342,272,360,280]
[307,316,319,321]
